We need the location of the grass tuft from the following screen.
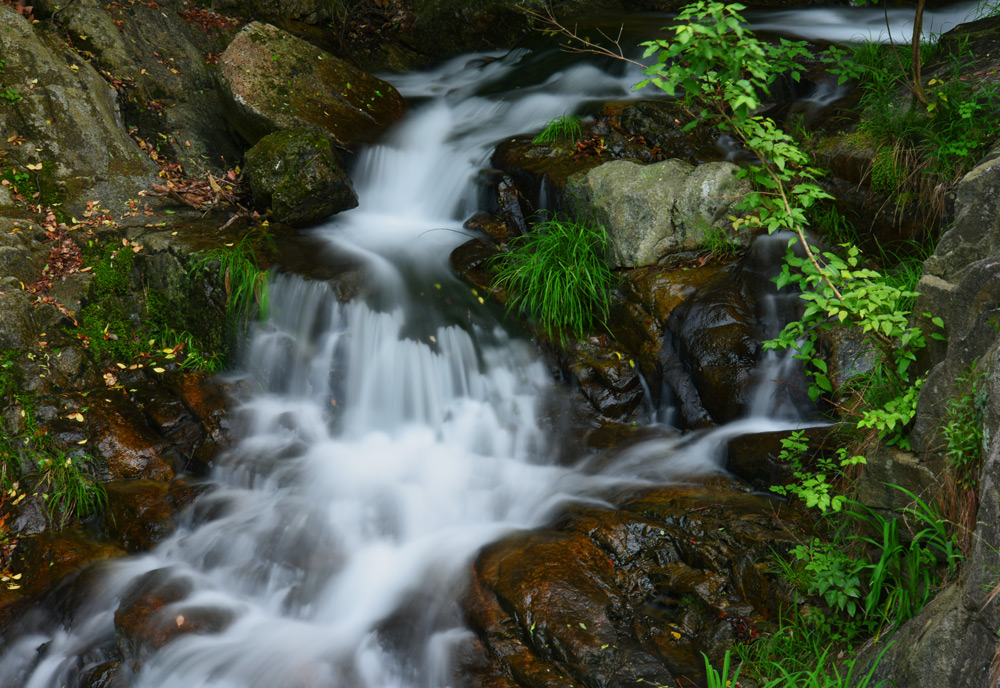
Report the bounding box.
[532,114,584,144]
[490,215,615,343]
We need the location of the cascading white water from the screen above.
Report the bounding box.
[3,5,981,684]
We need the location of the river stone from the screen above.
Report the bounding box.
[0,219,47,282]
[245,128,358,227]
[207,0,338,24]
[464,481,805,686]
[0,9,155,216]
[10,531,126,597]
[218,22,405,148]
[85,397,177,482]
[618,100,720,164]
[0,288,39,350]
[911,258,1000,456]
[115,568,236,671]
[564,159,750,268]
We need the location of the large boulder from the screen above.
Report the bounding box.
[245,127,358,226]
[464,480,806,687]
[30,0,245,170]
[563,159,750,268]
[218,22,405,148]
[0,8,156,216]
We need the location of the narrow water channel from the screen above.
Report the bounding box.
[0,3,987,686]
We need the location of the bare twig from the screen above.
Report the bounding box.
[519,4,644,69]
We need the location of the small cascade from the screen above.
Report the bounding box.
[1,3,943,682]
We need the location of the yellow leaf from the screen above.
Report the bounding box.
[26,163,43,171]
[77,439,88,445]
[671,631,681,639]
[153,367,166,373]
[73,413,84,422]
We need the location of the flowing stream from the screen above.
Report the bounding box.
[0,3,988,686]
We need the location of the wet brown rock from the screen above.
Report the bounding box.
[725,425,839,492]
[666,270,760,423]
[618,100,722,164]
[450,238,505,302]
[115,568,235,671]
[490,136,607,220]
[86,397,176,482]
[558,335,648,424]
[80,661,131,688]
[464,479,805,687]
[10,530,126,597]
[103,478,213,552]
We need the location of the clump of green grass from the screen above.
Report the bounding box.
[532,114,583,144]
[491,215,614,343]
[189,228,272,324]
[35,453,106,529]
[700,224,740,258]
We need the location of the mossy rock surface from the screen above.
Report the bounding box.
[245,127,358,227]
[0,9,155,217]
[218,22,405,147]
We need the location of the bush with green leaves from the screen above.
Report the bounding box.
[491,216,614,342]
[770,431,866,514]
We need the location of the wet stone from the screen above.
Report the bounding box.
[463,478,807,686]
[10,530,126,597]
[114,568,236,672]
[103,478,214,552]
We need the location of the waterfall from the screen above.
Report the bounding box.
[4,4,981,684]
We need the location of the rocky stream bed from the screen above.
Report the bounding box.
[1,1,1000,687]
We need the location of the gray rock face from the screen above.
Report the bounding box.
[245,127,358,227]
[0,9,155,216]
[217,22,405,148]
[855,146,1000,688]
[563,159,750,268]
[925,147,1000,281]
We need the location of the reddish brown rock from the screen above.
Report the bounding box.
[114,568,234,671]
[463,480,805,687]
[103,478,213,552]
[10,530,126,597]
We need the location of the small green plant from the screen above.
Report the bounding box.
[704,650,741,688]
[700,223,740,258]
[35,453,106,529]
[770,431,866,514]
[847,487,962,629]
[491,216,614,342]
[532,114,583,144]
[942,365,987,491]
[190,229,272,324]
[0,353,106,530]
[1,88,21,105]
[789,539,866,617]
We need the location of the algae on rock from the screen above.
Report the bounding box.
[218,22,405,148]
[245,127,358,227]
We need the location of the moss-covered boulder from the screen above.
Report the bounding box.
[245,127,358,227]
[218,22,405,148]
[564,159,750,268]
[32,0,246,172]
[0,8,156,217]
